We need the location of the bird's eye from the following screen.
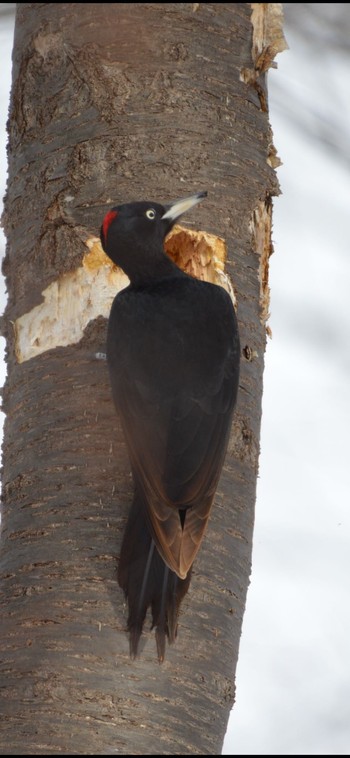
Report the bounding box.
[145,208,156,220]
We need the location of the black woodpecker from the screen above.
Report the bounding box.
[100,192,240,661]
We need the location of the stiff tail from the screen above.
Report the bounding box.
[118,495,191,661]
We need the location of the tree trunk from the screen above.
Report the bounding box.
[0,3,284,754]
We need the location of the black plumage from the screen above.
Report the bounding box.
[100,192,240,661]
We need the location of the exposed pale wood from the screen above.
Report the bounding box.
[251,3,288,72]
[250,198,273,333]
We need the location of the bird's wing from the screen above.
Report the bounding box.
[108,282,240,579]
[113,350,238,579]
[121,387,234,577]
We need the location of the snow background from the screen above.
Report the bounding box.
[1,5,349,755]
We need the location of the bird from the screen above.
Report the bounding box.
[100,192,240,661]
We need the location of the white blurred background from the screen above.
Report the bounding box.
[1,4,349,755]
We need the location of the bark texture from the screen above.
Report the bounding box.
[0,3,284,754]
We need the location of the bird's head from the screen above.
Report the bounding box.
[100,191,207,279]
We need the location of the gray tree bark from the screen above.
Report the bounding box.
[0,3,284,754]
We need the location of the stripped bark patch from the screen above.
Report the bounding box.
[250,3,288,73]
[250,198,273,333]
[241,4,287,122]
[14,240,127,364]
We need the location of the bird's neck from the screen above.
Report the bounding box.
[126,250,184,287]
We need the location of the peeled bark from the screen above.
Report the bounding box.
[0,3,285,754]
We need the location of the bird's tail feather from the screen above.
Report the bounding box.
[118,495,191,661]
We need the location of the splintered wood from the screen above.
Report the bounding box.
[250,199,273,335]
[165,225,236,306]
